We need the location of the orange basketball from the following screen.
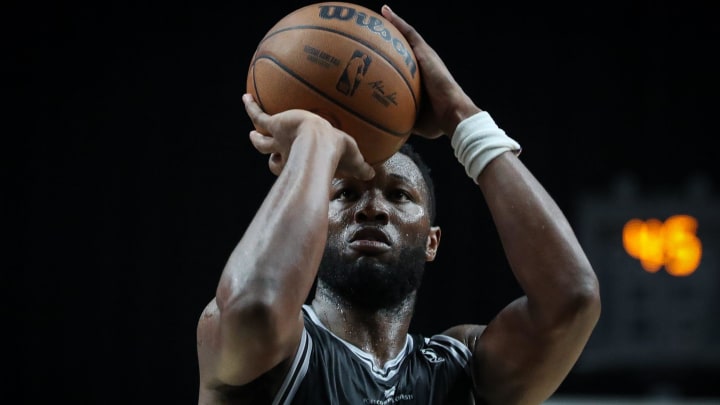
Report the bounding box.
[246,2,421,165]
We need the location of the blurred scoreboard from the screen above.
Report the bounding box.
[571,174,720,373]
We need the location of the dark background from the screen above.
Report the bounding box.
[12,0,720,403]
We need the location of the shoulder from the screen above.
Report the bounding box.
[418,330,476,366]
[440,324,487,352]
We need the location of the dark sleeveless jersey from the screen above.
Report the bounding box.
[271,305,474,404]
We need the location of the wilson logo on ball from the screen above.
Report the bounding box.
[317,4,418,78]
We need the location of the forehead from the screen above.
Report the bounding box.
[375,152,426,190]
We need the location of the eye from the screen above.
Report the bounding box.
[388,189,412,202]
[333,188,359,201]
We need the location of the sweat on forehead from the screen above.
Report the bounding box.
[394,144,437,224]
[397,143,436,224]
[379,153,425,185]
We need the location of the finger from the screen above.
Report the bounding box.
[249,130,276,154]
[242,93,269,133]
[339,160,375,181]
[350,152,375,181]
[381,5,421,45]
[269,153,283,176]
[358,163,375,181]
[341,139,376,181]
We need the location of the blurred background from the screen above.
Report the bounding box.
[11,0,719,403]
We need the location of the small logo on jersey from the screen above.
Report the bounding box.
[421,348,446,364]
[363,385,415,404]
[336,51,372,96]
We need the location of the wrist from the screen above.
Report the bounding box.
[450,111,521,183]
[444,99,483,139]
[449,109,483,139]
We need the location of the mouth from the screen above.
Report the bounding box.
[348,227,392,254]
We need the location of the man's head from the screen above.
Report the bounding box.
[316,143,441,312]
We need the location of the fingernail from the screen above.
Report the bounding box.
[382,5,392,14]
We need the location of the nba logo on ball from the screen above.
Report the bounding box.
[247,2,422,165]
[336,51,371,97]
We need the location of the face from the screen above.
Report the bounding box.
[316,152,441,311]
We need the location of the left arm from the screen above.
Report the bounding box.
[383,6,601,404]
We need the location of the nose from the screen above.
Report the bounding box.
[354,191,389,224]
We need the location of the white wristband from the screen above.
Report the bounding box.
[450,111,521,183]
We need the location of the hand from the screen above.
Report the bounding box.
[382,5,482,139]
[242,94,374,180]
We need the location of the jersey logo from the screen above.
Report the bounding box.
[364,385,415,404]
[421,348,446,363]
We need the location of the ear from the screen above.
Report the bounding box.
[425,226,441,262]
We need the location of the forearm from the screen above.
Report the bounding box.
[218,132,341,321]
[477,152,599,327]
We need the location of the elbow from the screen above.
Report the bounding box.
[534,267,601,336]
[215,260,286,312]
[580,265,601,314]
[215,275,289,338]
[573,276,601,326]
[560,269,602,332]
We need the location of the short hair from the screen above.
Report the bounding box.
[398,143,437,224]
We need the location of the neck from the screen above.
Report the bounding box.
[310,286,416,367]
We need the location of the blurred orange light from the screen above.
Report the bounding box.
[622,215,702,276]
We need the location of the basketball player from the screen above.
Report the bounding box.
[196,5,601,404]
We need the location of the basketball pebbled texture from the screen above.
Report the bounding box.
[247,2,422,165]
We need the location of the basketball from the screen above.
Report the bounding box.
[246,2,421,165]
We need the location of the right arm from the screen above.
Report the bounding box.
[197,96,373,394]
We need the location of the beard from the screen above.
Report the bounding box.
[315,242,427,312]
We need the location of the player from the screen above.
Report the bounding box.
[197,5,601,404]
